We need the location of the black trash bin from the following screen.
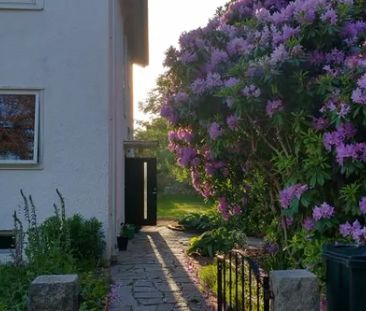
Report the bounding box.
[323,244,366,311]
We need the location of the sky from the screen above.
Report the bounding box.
[133,0,228,125]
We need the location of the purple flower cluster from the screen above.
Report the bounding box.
[242,84,261,98]
[208,122,222,140]
[264,242,279,255]
[312,202,334,221]
[279,184,308,209]
[191,170,214,199]
[340,220,366,244]
[269,44,288,65]
[174,91,189,104]
[217,197,243,220]
[313,117,328,131]
[205,161,225,176]
[359,197,366,214]
[180,50,198,65]
[272,25,300,45]
[303,217,315,231]
[226,115,239,130]
[352,73,366,105]
[176,146,197,168]
[224,77,241,88]
[160,103,178,124]
[335,142,366,166]
[266,99,284,117]
[323,123,356,151]
[227,37,252,56]
[218,197,230,220]
[320,8,337,25]
[342,21,366,45]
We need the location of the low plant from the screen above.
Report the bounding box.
[199,263,217,294]
[119,223,136,240]
[79,270,110,311]
[188,227,246,257]
[178,210,222,232]
[0,264,30,311]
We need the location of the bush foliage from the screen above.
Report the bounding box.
[160,0,366,273]
[0,190,108,311]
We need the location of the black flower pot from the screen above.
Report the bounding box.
[117,236,128,251]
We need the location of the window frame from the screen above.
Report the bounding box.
[0,90,40,166]
[0,0,44,10]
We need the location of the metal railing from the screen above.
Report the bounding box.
[217,250,271,311]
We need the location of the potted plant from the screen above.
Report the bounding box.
[117,223,130,251]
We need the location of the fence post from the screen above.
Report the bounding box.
[270,269,320,311]
[28,274,80,311]
[263,276,270,311]
[217,258,223,311]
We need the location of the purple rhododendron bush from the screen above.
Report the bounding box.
[160,0,366,277]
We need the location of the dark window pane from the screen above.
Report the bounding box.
[0,95,36,161]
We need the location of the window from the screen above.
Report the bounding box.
[0,0,44,10]
[0,91,40,165]
[0,231,15,249]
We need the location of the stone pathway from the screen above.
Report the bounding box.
[109,226,213,311]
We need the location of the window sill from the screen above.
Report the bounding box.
[0,249,13,264]
[0,0,44,10]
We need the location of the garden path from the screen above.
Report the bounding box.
[109,225,213,311]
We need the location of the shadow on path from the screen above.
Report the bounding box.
[109,227,213,311]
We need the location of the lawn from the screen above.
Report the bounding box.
[158,194,214,220]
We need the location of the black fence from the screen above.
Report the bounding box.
[217,250,271,311]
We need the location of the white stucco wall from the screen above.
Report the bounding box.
[0,0,128,258]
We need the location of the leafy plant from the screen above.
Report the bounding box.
[119,223,135,240]
[178,210,222,232]
[67,214,106,269]
[79,271,110,311]
[188,227,246,257]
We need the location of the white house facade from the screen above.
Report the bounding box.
[0,0,148,260]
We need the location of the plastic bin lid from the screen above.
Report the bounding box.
[323,244,366,267]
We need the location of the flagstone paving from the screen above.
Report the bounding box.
[109,226,213,311]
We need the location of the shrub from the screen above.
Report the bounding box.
[0,190,109,311]
[67,215,105,269]
[160,0,366,276]
[188,227,246,257]
[178,210,222,232]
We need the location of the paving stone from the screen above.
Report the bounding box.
[134,291,163,299]
[155,283,180,292]
[156,304,175,311]
[134,286,159,293]
[135,280,154,287]
[137,298,164,305]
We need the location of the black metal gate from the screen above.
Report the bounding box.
[217,250,271,311]
[125,158,157,226]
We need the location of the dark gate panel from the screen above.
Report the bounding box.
[125,158,157,226]
[217,250,271,311]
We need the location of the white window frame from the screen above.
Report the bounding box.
[0,0,44,10]
[0,90,40,166]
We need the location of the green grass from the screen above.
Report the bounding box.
[158,194,214,220]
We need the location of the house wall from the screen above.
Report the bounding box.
[0,0,126,259]
[108,0,133,257]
